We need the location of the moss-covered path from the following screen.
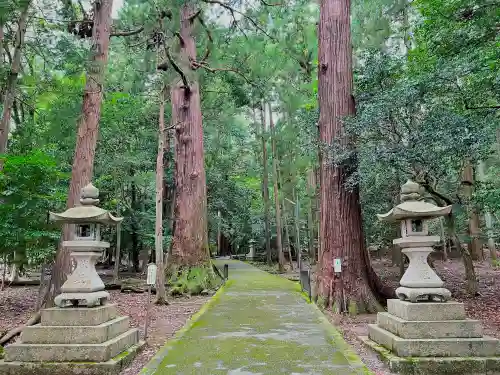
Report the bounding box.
[141,260,371,375]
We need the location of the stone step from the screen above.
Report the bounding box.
[41,304,118,326]
[0,341,146,375]
[5,328,139,363]
[368,324,500,358]
[21,316,130,344]
[377,312,483,339]
[360,336,500,375]
[387,299,466,321]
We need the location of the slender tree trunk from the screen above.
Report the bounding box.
[293,189,301,269]
[283,209,294,270]
[0,0,31,154]
[45,0,114,307]
[258,105,272,265]
[130,174,140,271]
[112,188,121,282]
[113,223,121,280]
[317,0,385,312]
[462,161,483,261]
[445,214,478,294]
[170,3,209,266]
[477,161,496,261]
[1,254,6,291]
[268,103,285,271]
[440,217,448,261]
[307,169,316,264]
[155,86,168,304]
[217,210,222,256]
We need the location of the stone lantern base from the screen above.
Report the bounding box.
[360,299,500,374]
[0,304,144,375]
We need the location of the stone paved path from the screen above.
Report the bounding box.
[141,260,371,375]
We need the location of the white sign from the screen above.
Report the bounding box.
[334,258,342,273]
[146,264,157,285]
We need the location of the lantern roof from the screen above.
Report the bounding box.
[49,183,123,225]
[377,180,452,222]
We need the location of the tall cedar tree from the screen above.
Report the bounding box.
[47,0,114,305]
[170,4,209,266]
[317,0,388,312]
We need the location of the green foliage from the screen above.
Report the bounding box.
[0,151,65,269]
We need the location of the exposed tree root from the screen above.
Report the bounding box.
[0,311,41,346]
[154,295,170,305]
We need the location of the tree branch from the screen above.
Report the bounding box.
[188,9,202,21]
[465,104,500,110]
[195,15,212,66]
[190,60,254,86]
[174,31,185,46]
[200,0,274,40]
[110,26,144,37]
[164,47,190,91]
[259,0,282,5]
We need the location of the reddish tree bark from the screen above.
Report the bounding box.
[46,0,114,306]
[0,0,31,154]
[317,0,386,312]
[170,3,209,266]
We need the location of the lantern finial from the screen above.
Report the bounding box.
[80,183,100,206]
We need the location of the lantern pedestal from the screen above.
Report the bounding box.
[54,240,110,308]
[361,299,500,374]
[394,237,451,302]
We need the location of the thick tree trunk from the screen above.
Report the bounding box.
[268,103,285,271]
[258,105,272,265]
[170,3,209,266]
[155,87,168,304]
[0,0,30,153]
[462,162,483,261]
[45,0,113,307]
[317,0,385,312]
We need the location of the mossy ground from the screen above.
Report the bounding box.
[143,260,372,374]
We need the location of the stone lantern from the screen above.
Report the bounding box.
[0,183,143,374]
[49,183,123,307]
[361,180,500,374]
[377,180,452,302]
[246,239,256,260]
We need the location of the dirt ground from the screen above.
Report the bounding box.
[0,284,208,375]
